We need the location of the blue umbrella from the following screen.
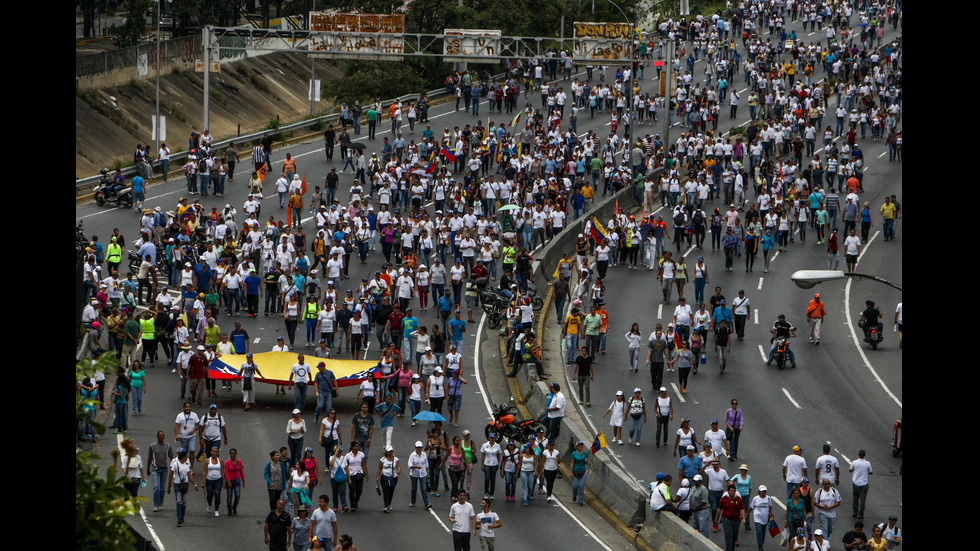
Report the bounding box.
[412,411,448,422]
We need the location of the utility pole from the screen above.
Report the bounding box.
[203,26,211,133]
[155,0,161,156]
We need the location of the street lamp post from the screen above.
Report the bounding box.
[790,270,903,292]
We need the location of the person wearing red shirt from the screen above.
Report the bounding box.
[715,482,745,551]
[187,346,210,406]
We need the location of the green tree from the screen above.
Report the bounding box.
[75,354,140,550]
[108,0,153,47]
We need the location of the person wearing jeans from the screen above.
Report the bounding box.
[148,431,175,512]
[480,435,501,499]
[408,443,431,508]
[627,389,647,445]
[223,449,244,515]
[715,484,745,551]
[569,441,588,505]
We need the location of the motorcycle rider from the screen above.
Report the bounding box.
[102,168,125,198]
[765,314,797,368]
[860,300,884,342]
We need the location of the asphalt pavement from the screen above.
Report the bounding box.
[78,12,903,549]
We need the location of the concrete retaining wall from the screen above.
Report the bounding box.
[505,180,721,551]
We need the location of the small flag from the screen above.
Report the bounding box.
[300,171,307,195]
[425,161,438,175]
[441,146,456,163]
[589,216,609,242]
[257,163,267,182]
[511,111,522,130]
[592,430,606,454]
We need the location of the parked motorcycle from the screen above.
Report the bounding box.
[128,250,170,278]
[485,397,541,445]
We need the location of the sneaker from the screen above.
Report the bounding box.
[425,504,432,510]
[636,442,641,447]
[215,511,220,517]
[409,503,415,507]
[627,437,632,443]
[206,506,210,512]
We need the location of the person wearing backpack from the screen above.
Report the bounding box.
[626,388,648,447]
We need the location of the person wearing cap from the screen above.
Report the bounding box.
[199,402,228,461]
[747,484,773,549]
[806,293,827,345]
[186,345,210,405]
[716,481,746,551]
[783,445,809,501]
[603,390,628,445]
[408,440,432,509]
[567,440,588,506]
[811,528,830,551]
[376,445,401,513]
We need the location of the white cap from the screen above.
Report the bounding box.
[292,408,301,415]
[384,445,394,452]
[615,390,623,396]
[759,485,768,492]
[415,441,424,447]
[634,387,642,393]
[659,386,668,392]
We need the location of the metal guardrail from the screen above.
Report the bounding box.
[75,73,500,193]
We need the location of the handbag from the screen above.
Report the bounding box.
[375,481,382,495]
[768,510,781,537]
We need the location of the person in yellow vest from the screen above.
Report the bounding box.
[139,310,159,367]
[304,295,320,348]
[106,237,124,274]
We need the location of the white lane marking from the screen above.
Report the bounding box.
[757,277,764,290]
[753,310,758,325]
[757,345,767,362]
[427,508,452,533]
[843,235,901,408]
[771,496,786,511]
[657,304,663,319]
[671,383,686,403]
[877,151,887,158]
[771,251,779,264]
[781,387,802,410]
[474,310,614,550]
[254,338,260,344]
[857,231,879,264]
[552,497,616,551]
[118,433,167,551]
[683,244,697,258]
[826,442,853,466]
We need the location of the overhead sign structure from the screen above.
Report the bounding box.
[443,29,502,62]
[573,22,633,61]
[308,12,406,59]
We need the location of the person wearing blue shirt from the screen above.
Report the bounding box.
[437,291,455,334]
[131,175,145,207]
[194,262,212,293]
[293,272,306,294]
[448,310,466,354]
[244,268,262,317]
[677,446,704,483]
[138,240,157,266]
[712,300,733,330]
[402,308,419,360]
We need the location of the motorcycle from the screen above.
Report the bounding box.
[773,336,789,370]
[76,221,88,255]
[485,397,541,445]
[93,169,134,208]
[128,250,171,278]
[524,281,545,312]
[861,322,884,350]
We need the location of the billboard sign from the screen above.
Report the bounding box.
[308,12,406,59]
[573,22,633,61]
[443,29,502,62]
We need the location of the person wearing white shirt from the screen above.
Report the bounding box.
[748,486,773,548]
[813,479,841,538]
[479,435,502,500]
[814,444,840,487]
[782,445,808,500]
[849,450,872,519]
[450,491,477,549]
[408,442,431,508]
